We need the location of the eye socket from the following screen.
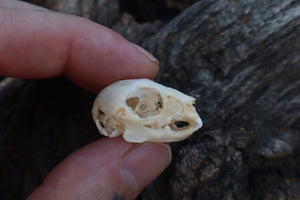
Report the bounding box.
[125,88,163,118]
[170,120,190,130]
[126,97,140,110]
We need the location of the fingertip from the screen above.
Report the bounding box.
[131,42,159,64]
[121,142,171,196]
[65,27,160,93]
[27,137,171,200]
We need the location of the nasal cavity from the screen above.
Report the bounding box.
[170,120,190,130]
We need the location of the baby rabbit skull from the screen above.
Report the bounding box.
[92,79,202,143]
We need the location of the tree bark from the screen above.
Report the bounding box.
[1,0,299,199]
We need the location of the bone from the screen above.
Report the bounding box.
[92,79,202,143]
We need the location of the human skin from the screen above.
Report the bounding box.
[0,1,171,200]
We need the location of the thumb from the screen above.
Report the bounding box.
[27,137,171,200]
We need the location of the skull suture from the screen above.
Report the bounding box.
[92,79,202,143]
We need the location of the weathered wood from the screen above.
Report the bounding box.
[140,1,300,199]
[1,0,299,199]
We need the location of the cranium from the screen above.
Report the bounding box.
[92,79,202,143]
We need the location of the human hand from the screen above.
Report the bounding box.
[0,1,171,199]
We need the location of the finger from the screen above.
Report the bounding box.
[27,137,171,200]
[0,1,159,93]
[0,0,48,11]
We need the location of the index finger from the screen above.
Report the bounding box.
[0,1,159,93]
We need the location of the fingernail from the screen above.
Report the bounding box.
[121,143,171,195]
[131,43,159,64]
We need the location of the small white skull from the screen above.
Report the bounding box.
[92,79,202,143]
